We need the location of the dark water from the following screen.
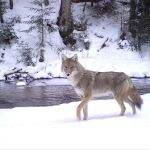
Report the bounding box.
[0,78,150,109]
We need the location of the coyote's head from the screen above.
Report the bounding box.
[61,54,81,77]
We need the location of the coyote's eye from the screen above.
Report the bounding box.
[65,67,67,69]
[71,67,74,69]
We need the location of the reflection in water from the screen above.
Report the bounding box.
[0,78,150,108]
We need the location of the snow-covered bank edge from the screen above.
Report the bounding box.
[1,55,150,85]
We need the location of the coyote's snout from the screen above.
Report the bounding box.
[61,54,143,120]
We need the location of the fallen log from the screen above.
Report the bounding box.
[4,68,22,80]
[100,38,109,50]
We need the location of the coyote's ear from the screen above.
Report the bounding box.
[71,54,78,62]
[61,54,67,62]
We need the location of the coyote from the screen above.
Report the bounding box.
[61,54,143,120]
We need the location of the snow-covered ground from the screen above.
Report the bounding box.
[0,93,150,149]
[0,1,150,82]
[0,1,150,149]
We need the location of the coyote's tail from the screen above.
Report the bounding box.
[128,86,143,110]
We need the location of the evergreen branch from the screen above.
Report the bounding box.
[28,7,42,13]
[21,26,36,33]
[30,1,43,6]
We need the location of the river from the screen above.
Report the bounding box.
[0,78,150,108]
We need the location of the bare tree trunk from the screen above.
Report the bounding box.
[39,49,45,62]
[9,0,13,9]
[39,3,45,62]
[129,0,136,38]
[44,0,49,6]
[41,3,44,48]
[58,0,73,40]
[83,2,86,11]
[91,0,94,6]
[0,15,4,23]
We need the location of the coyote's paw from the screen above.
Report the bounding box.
[83,116,87,120]
[76,107,81,120]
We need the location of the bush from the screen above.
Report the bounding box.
[90,0,118,18]
[0,15,20,45]
[17,41,34,66]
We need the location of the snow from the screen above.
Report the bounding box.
[0,1,150,149]
[16,81,26,86]
[0,1,150,80]
[0,93,150,149]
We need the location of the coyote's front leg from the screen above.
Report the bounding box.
[76,95,92,120]
[83,105,88,120]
